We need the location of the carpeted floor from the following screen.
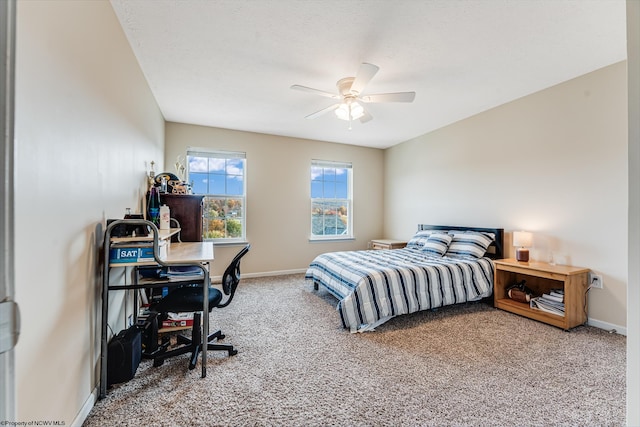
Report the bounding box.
[84,274,626,426]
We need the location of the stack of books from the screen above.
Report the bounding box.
[530,289,565,316]
[137,306,194,329]
[160,312,194,329]
[138,265,203,282]
[162,265,204,282]
[137,265,204,305]
[109,239,167,264]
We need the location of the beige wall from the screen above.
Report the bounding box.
[165,122,384,276]
[15,1,164,424]
[627,0,639,422]
[384,61,628,330]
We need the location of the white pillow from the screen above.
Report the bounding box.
[445,232,494,259]
[421,233,453,257]
[406,230,445,249]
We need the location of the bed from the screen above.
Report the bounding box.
[305,224,504,332]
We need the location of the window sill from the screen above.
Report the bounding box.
[207,240,249,247]
[308,237,356,243]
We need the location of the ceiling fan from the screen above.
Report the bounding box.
[291,63,416,129]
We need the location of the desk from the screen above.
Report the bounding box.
[100,220,214,399]
[110,227,181,244]
[161,241,213,264]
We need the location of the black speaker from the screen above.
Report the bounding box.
[107,216,149,238]
[106,219,129,238]
[107,326,142,386]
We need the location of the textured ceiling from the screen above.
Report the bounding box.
[110,0,627,149]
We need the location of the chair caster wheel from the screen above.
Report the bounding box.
[219,334,225,340]
[153,359,164,367]
[229,349,238,356]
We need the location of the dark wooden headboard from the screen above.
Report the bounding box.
[417,224,504,260]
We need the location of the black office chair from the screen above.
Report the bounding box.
[150,244,251,369]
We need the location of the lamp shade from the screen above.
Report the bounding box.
[513,231,532,262]
[513,231,533,248]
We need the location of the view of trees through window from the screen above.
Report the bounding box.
[311,161,352,238]
[202,197,243,239]
[311,200,348,236]
[187,151,245,241]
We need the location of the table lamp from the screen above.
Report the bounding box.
[513,231,532,262]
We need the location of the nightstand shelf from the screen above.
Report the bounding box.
[370,239,407,250]
[493,259,590,330]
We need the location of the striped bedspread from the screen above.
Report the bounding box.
[305,248,495,332]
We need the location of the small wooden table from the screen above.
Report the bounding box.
[370,239,407,250]
[493,258,590,330]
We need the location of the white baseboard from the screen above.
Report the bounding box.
[244,269,307,278]
[72,387,97,427]
[211,268,306,283]
[587,317,627,336]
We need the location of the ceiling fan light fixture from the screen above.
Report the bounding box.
[292,63,415,126]
[335,101,364,121]
[350,102,364,119]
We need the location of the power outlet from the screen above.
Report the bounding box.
[589,273,603,289]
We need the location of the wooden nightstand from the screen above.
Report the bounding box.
[493,259,590,330]
[370,239,407,250]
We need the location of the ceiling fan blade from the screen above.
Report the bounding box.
[291,85,341,100]
[359,109,373,123]
[305,103,341,119]
[349,63,379,95]
[360,92,416,103]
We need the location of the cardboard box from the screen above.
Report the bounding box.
[161,312,194,329]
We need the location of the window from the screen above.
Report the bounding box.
[310,160,353,240]
[187,149,246,242]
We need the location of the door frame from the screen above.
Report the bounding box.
[0,0,17,421]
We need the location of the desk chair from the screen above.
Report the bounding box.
[150,244,251,369]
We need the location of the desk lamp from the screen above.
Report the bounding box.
[513,231,533,262]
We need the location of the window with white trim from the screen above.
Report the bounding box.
[310,160,353,240]
[187,149,246,242]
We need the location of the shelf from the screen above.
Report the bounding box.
[496,296,565,316]
[494,259,590,278]
[493,258,589,330]
[158,325,192,333]
[108,241,213,267]
[496,297,568,329]
[136,276,204,285]
[110,227,181,243]
[108,260,158,268]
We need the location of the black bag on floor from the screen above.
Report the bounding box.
[107,325,142,386]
